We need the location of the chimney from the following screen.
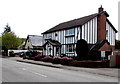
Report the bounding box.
[98,5,104,13]
[97,6,107,42]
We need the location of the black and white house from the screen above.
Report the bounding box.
[42,6,117,56]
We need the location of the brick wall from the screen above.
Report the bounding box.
[97,13,107,42]
[99,43,111,51]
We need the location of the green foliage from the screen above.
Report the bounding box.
[9,51,14,56]
[18,38,26,49]
[2,32,22,49]
[116,40,120,49]
[0,37,2,46]
[76,39,89,60]
[20,38,26,43]
[4,24,11,33]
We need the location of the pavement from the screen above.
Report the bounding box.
[6,57,120,78]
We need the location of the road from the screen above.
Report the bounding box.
[1,58,118,82]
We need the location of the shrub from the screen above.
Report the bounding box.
[76,39,89,60]
[32,51,38,57]
[60,57,73,65]
[9,51,14,56]
[27,52,32,57]
[42,56,52,62]
[35,54,44,61]
[51,56,61,64]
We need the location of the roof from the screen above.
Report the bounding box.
[90,40,110,51]
[43,39,61,47]
[26,35,43,46]
[42,11,115,34]
[42,13,97,34]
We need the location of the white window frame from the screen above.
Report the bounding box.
[66,44,75,53]
[65,29,75,36]
[47,33,52,39]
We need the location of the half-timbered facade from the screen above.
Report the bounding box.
[42,6,117,56]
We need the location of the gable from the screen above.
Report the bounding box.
[24,39,33,49]
[90,40,110,51]
[43,39,61,47]
[99,43,111,51]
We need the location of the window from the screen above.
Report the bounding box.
[48,34,52,39]
[66,37,74,44]
[55,33,58,37]
[65,29,74,36]
[106,30,108,39]
[66,44,75,52]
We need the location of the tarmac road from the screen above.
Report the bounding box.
[2,58,118,82]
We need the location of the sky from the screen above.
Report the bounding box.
[0,0,119,39]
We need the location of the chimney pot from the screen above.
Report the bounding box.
[98,5,104,13]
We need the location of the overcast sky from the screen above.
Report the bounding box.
[0,0,119,39]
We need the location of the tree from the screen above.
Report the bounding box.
[116,40,120,49]
[4,23,11,33]
[18,38,26,49]
[0,37,2,46]
[2,32,22,49]
[76,39,89,60]
[2,24,22,49]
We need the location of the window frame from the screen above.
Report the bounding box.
[66,44,75,53]
[65,29,75,36]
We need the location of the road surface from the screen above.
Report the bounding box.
[1,58,118,82]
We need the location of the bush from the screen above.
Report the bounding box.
[27,52,32,57]
[60,57,73,65]
[35,54,44,61]
[42,56,52,62]
[51,56,61,64]
[76,39,89,60]
[9,51,14,56]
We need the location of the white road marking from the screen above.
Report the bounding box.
[48,68,64,71]
[34,72,47,77]
[22,68,26,70]
[58,69,63,70]
[21,68,47,78]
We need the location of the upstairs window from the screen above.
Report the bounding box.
[48,34,52,39]
[65,29,75,36]
[106,30,108,39]
[55,33,58,37]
